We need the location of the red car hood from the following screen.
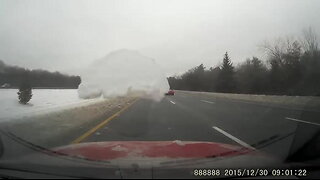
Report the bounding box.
[54,141,255,161]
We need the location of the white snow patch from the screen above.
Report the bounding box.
[95,132,101,136]
[173,140,185,146]
[111,145,128,152]
[127,149,143,157]
[78,49,170,102]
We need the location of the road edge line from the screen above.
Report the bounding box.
[71,98,139,144]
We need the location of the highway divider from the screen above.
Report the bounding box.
[178,90,320,112]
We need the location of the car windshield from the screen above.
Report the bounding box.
[0,0,320,179]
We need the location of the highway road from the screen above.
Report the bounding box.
[0,90,320,177]
[69,91,320,160]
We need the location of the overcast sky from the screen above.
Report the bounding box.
[0,0,320,76]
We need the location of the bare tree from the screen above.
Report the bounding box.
[301,27,319,55]
[261,36,302,63]
[260,38,286,63]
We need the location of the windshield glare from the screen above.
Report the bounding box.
[0,0,320,179]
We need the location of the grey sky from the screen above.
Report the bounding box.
[0,0,319,76]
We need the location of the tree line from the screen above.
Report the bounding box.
[168,28,320,96]
[0,60,81,88]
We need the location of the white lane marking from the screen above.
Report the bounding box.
[285,117,320,126]
[201,100,215,104]
[170,100,176,105]
[212,126,255,150]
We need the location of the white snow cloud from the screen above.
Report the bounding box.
[78,49,170,101]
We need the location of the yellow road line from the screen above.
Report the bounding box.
[71,98,139,144]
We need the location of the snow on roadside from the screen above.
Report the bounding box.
[0,89,104,122]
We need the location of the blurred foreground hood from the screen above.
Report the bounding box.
[54,141,254,161]
[0,141,283,178]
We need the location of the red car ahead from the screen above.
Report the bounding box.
[165,89,175,95]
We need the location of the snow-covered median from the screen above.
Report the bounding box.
[1,92,136,148]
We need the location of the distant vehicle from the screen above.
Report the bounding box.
[165,89,175,95]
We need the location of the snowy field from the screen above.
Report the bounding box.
[0,89,103,122]
[0,50,170,122]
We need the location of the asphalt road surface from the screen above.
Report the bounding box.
[70,91,320,160]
